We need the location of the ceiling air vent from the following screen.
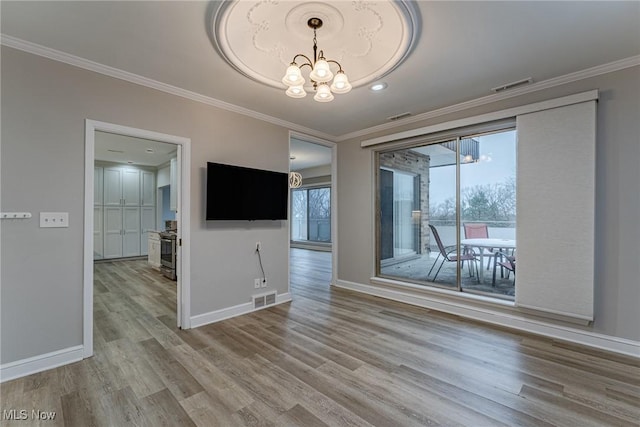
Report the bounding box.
[491,77,533,93]
[387,112,412,121]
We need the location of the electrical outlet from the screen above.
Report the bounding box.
[256,241,261,251]
[254,279,261,289]
[261,278,267,288]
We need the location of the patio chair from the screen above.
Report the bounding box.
[463,222,498,270]
[427,224,478,281]
[492,251,516,286]
[463,222,489,239]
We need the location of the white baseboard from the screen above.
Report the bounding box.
[0,345,84,383]
[334,279,640,358]
[190,292,292,328]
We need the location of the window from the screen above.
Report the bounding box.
[368,91,597,322]
[291,186,331,243]
[377,128,517,300]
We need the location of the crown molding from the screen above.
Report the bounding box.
[0,34,336,142]
[3,34,638,144]
[336,55,640,142]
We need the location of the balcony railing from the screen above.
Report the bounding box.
[291,218,331,243]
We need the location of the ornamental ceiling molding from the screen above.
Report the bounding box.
[211,1,420,90]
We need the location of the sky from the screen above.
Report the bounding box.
[429,130,517,206]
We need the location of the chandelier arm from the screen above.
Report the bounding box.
[292,54,314,68]
[326,59,344,72]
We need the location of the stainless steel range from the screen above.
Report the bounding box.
[159,231,177,281]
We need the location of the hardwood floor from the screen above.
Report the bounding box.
[2,248,639,426]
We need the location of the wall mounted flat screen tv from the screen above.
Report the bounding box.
[206,162,289,221]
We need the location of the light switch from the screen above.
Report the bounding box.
[40,212,69,228]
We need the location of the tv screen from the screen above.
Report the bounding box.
[206,162,289,221]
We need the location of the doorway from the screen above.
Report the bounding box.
[83,120,191,358]
[288,133,337,288]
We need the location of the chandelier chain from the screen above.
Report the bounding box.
[313,28,318,64]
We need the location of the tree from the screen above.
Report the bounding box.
[429,177,515,226]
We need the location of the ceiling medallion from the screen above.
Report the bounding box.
[212,1,420,96]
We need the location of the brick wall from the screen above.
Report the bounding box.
[379,149,431,253]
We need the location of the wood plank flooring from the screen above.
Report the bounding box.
[1,248,639,426]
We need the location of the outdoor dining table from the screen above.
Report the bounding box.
[460,238,516,283]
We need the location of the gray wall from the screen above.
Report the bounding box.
[1,47,290,364]
[337,66,640,341]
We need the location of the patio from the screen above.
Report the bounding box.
[380,251,515,298]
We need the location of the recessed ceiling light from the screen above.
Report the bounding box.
[370,82,388,92]
[127,161,134,164]
[146,148,154,153]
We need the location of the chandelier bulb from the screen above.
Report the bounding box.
[314,83,334,102]
[282,64,305,87]
[286,85,307,98]
[330,71,352,94]
[309,58,333,83]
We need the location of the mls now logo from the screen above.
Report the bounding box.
[3,409,56,420]
[3,410,28,420]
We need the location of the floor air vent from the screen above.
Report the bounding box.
[253,291,277,310]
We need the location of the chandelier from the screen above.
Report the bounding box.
[281,18,352,102]
[289,171,303,188]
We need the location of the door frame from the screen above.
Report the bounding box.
[83,119,192,358]
[288,131,338,286]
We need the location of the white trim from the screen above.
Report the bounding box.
[0,346,84,383]
[516,303,593,323]
[84,120,192,360]
[335,279,640,358]
[190,293,292,328]
[83,124,95,357]
[361,90,599,147]
[340,55,640,142]
[288,131,339,288]
[1,34,335,142]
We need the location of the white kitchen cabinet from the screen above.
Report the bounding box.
[96,163,156,260]
[104,167,123,206]
[122,207,141,257]
[141,171,155,207]
[122,169,140,206]
[104,167,140,206]
[148,231,161,269]
[94,206,103,259]
[104,207,124,258]
[140,206,155,256]
[103,207,144,259]
[94,167,103,206]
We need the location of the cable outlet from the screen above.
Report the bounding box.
[256,241,261,251]
[254,278,261,289]
[261,278,267,288]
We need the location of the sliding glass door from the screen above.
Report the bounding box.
[380,169,420,261]
[376,128,517,299]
